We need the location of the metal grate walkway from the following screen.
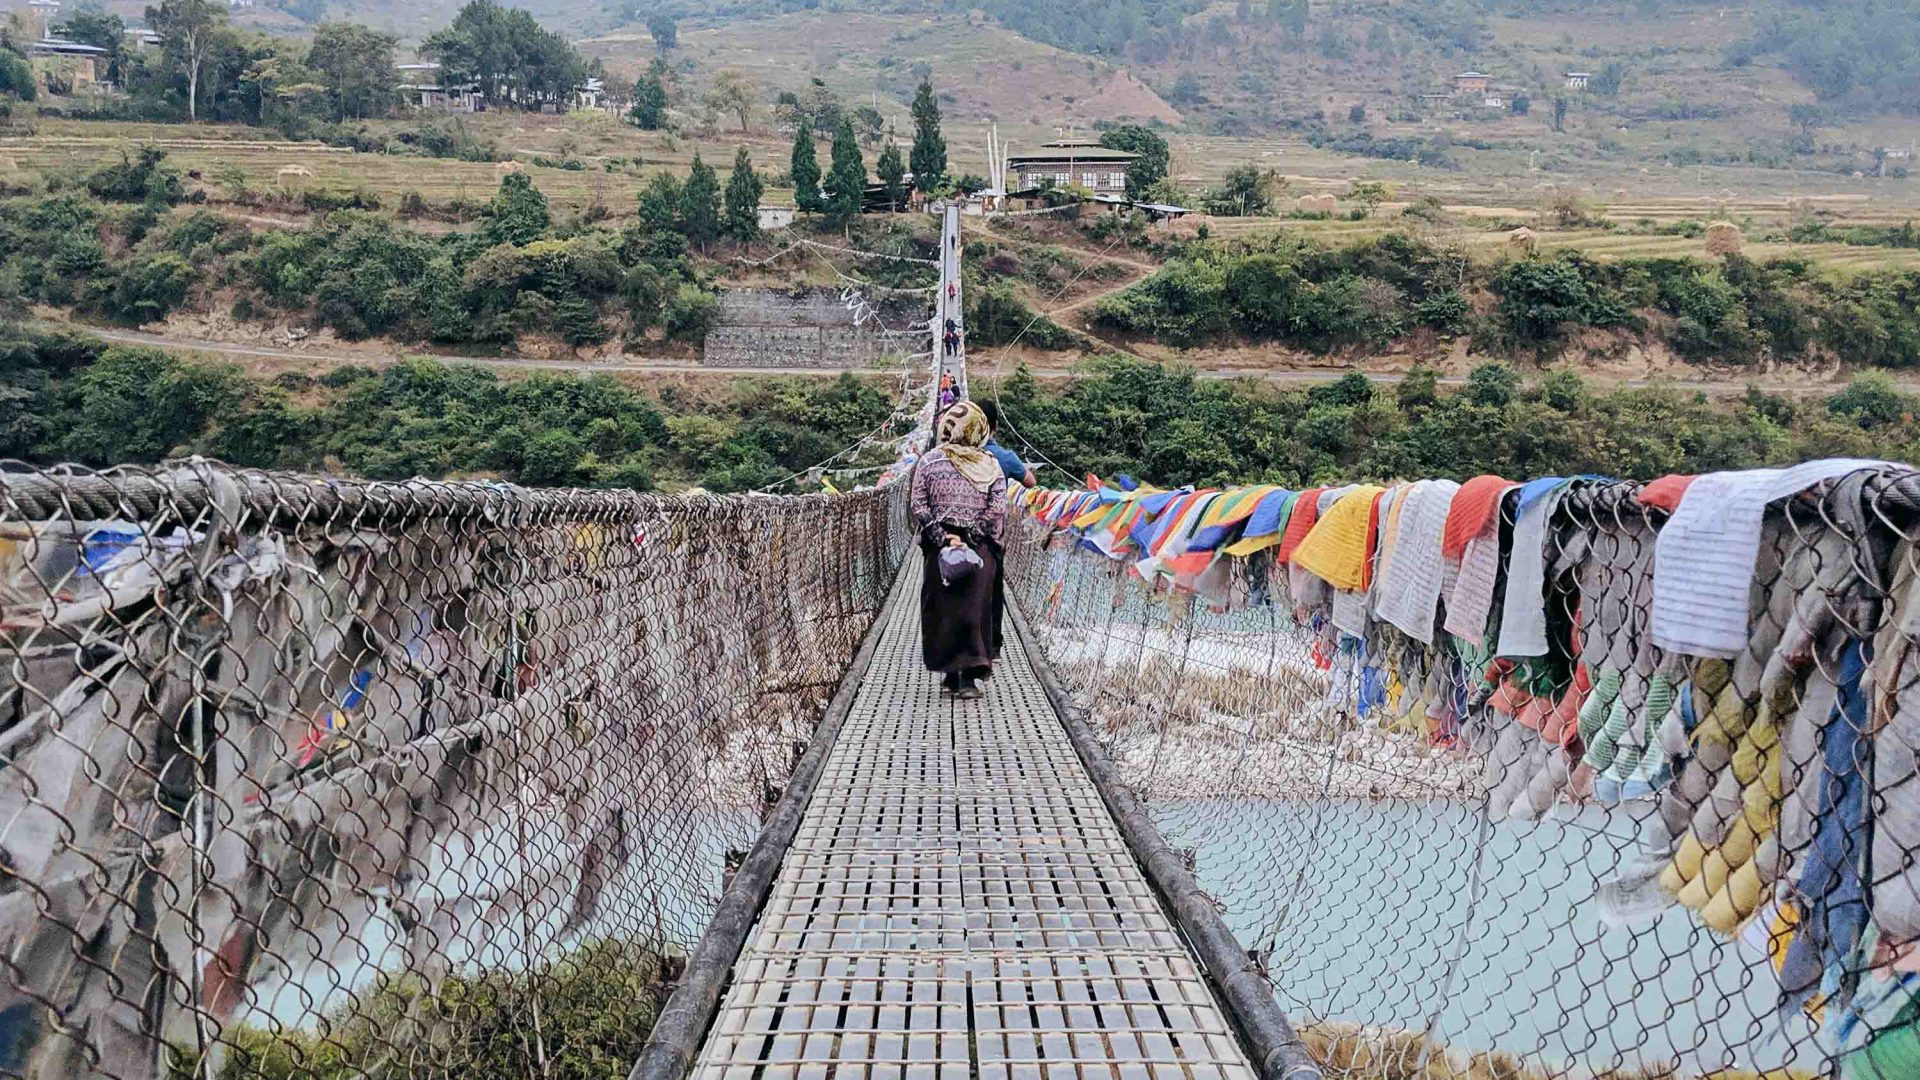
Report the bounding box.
[693,560,1258,1080]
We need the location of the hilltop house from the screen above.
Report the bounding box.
[396,61,483,112]
[29,37,109,92]
[574,77,606,111]
[23,0,60,37]
[1453,71,1491,95]
[1004,140,1136,197]
[1565,71,1592,90]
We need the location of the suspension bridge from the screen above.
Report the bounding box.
[2,205,1918,1080]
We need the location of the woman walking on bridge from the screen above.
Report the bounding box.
[910,401,1007,700]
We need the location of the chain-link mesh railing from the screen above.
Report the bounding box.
[1006,467,1920,1080]
[0,460,910,1080]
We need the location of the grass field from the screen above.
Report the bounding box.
[0,115,805,216]
[1204,214,1920,274]
[8,109,1920,277]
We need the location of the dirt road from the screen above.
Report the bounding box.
[47,321,1898,397]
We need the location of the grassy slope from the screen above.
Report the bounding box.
[1,115,803,215]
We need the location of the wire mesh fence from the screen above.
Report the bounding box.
[1004,467,1920,1080]
[0,460,910,1080]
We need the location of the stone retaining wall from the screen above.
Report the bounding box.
[703,287,927,369]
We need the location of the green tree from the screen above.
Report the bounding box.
[146,0,229,121]
[790,120,824,214]
[875,140,907,211]
[0,51,33,102]
[1552,95,1568,132]
[1267,0,1307,34]
[1097,124,1170,200]
[850,104,885,144]
[647,13,677,51]
[1348,180,1390,217]
[629,71,668,129]
[824,118,867,224]
[1464,362,1519,407]
[908,77,946,193]
[724,147,764,242]
[636,172,682,234]
[705,68,756,134]
[1591,60,1626,96]
[57,10,128,82]
[1397,365,1440,413]
[235,49,328,131]
[1206,164,1270,216]
[680,152,721,248]
[422,0,585,110]
[486,171,550,246]
[305,22,397,119]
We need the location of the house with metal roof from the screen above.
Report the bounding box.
[1003,140,1137,197]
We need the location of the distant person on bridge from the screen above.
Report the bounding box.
[910,401,1007,700]
[937,372,958,410]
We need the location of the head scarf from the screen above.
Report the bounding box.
[935,401,1002,493]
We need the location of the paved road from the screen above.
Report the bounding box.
[51,324,880,377]
[45,321,1888,396]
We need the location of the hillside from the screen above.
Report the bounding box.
[559,0,1920,183]
[70,0,1920,183]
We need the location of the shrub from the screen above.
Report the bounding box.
[85,147,183,205]
[1493,257,1628,345]
[967,283,1075,349]
[1413,289,1471,333]
[662,285,719,343]
[101,252,196,324]
[165,940,664,1080]
[1094,258,1229,345]
[1827,371,1917,429]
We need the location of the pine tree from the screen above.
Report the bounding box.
[629,72,668,129]
[908,78,946,193]
[724,146,764,241]
[637,172,682,234]
[790,120,824,214]
[825,118,867,224]
[680,152,721,248]
[875,141,907,211]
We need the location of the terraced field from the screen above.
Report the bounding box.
[0,117,801,214]
[1203,204,1920,274]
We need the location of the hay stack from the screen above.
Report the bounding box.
[1297,193,1339,214]
[1507,226,1537,255]
[1704,220,1743,257]
[497,160,525,174]
[275,164,314,188]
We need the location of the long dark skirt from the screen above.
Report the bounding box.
[920,539,1003,675]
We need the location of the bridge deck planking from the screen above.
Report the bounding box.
[692,559,1257,1080]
